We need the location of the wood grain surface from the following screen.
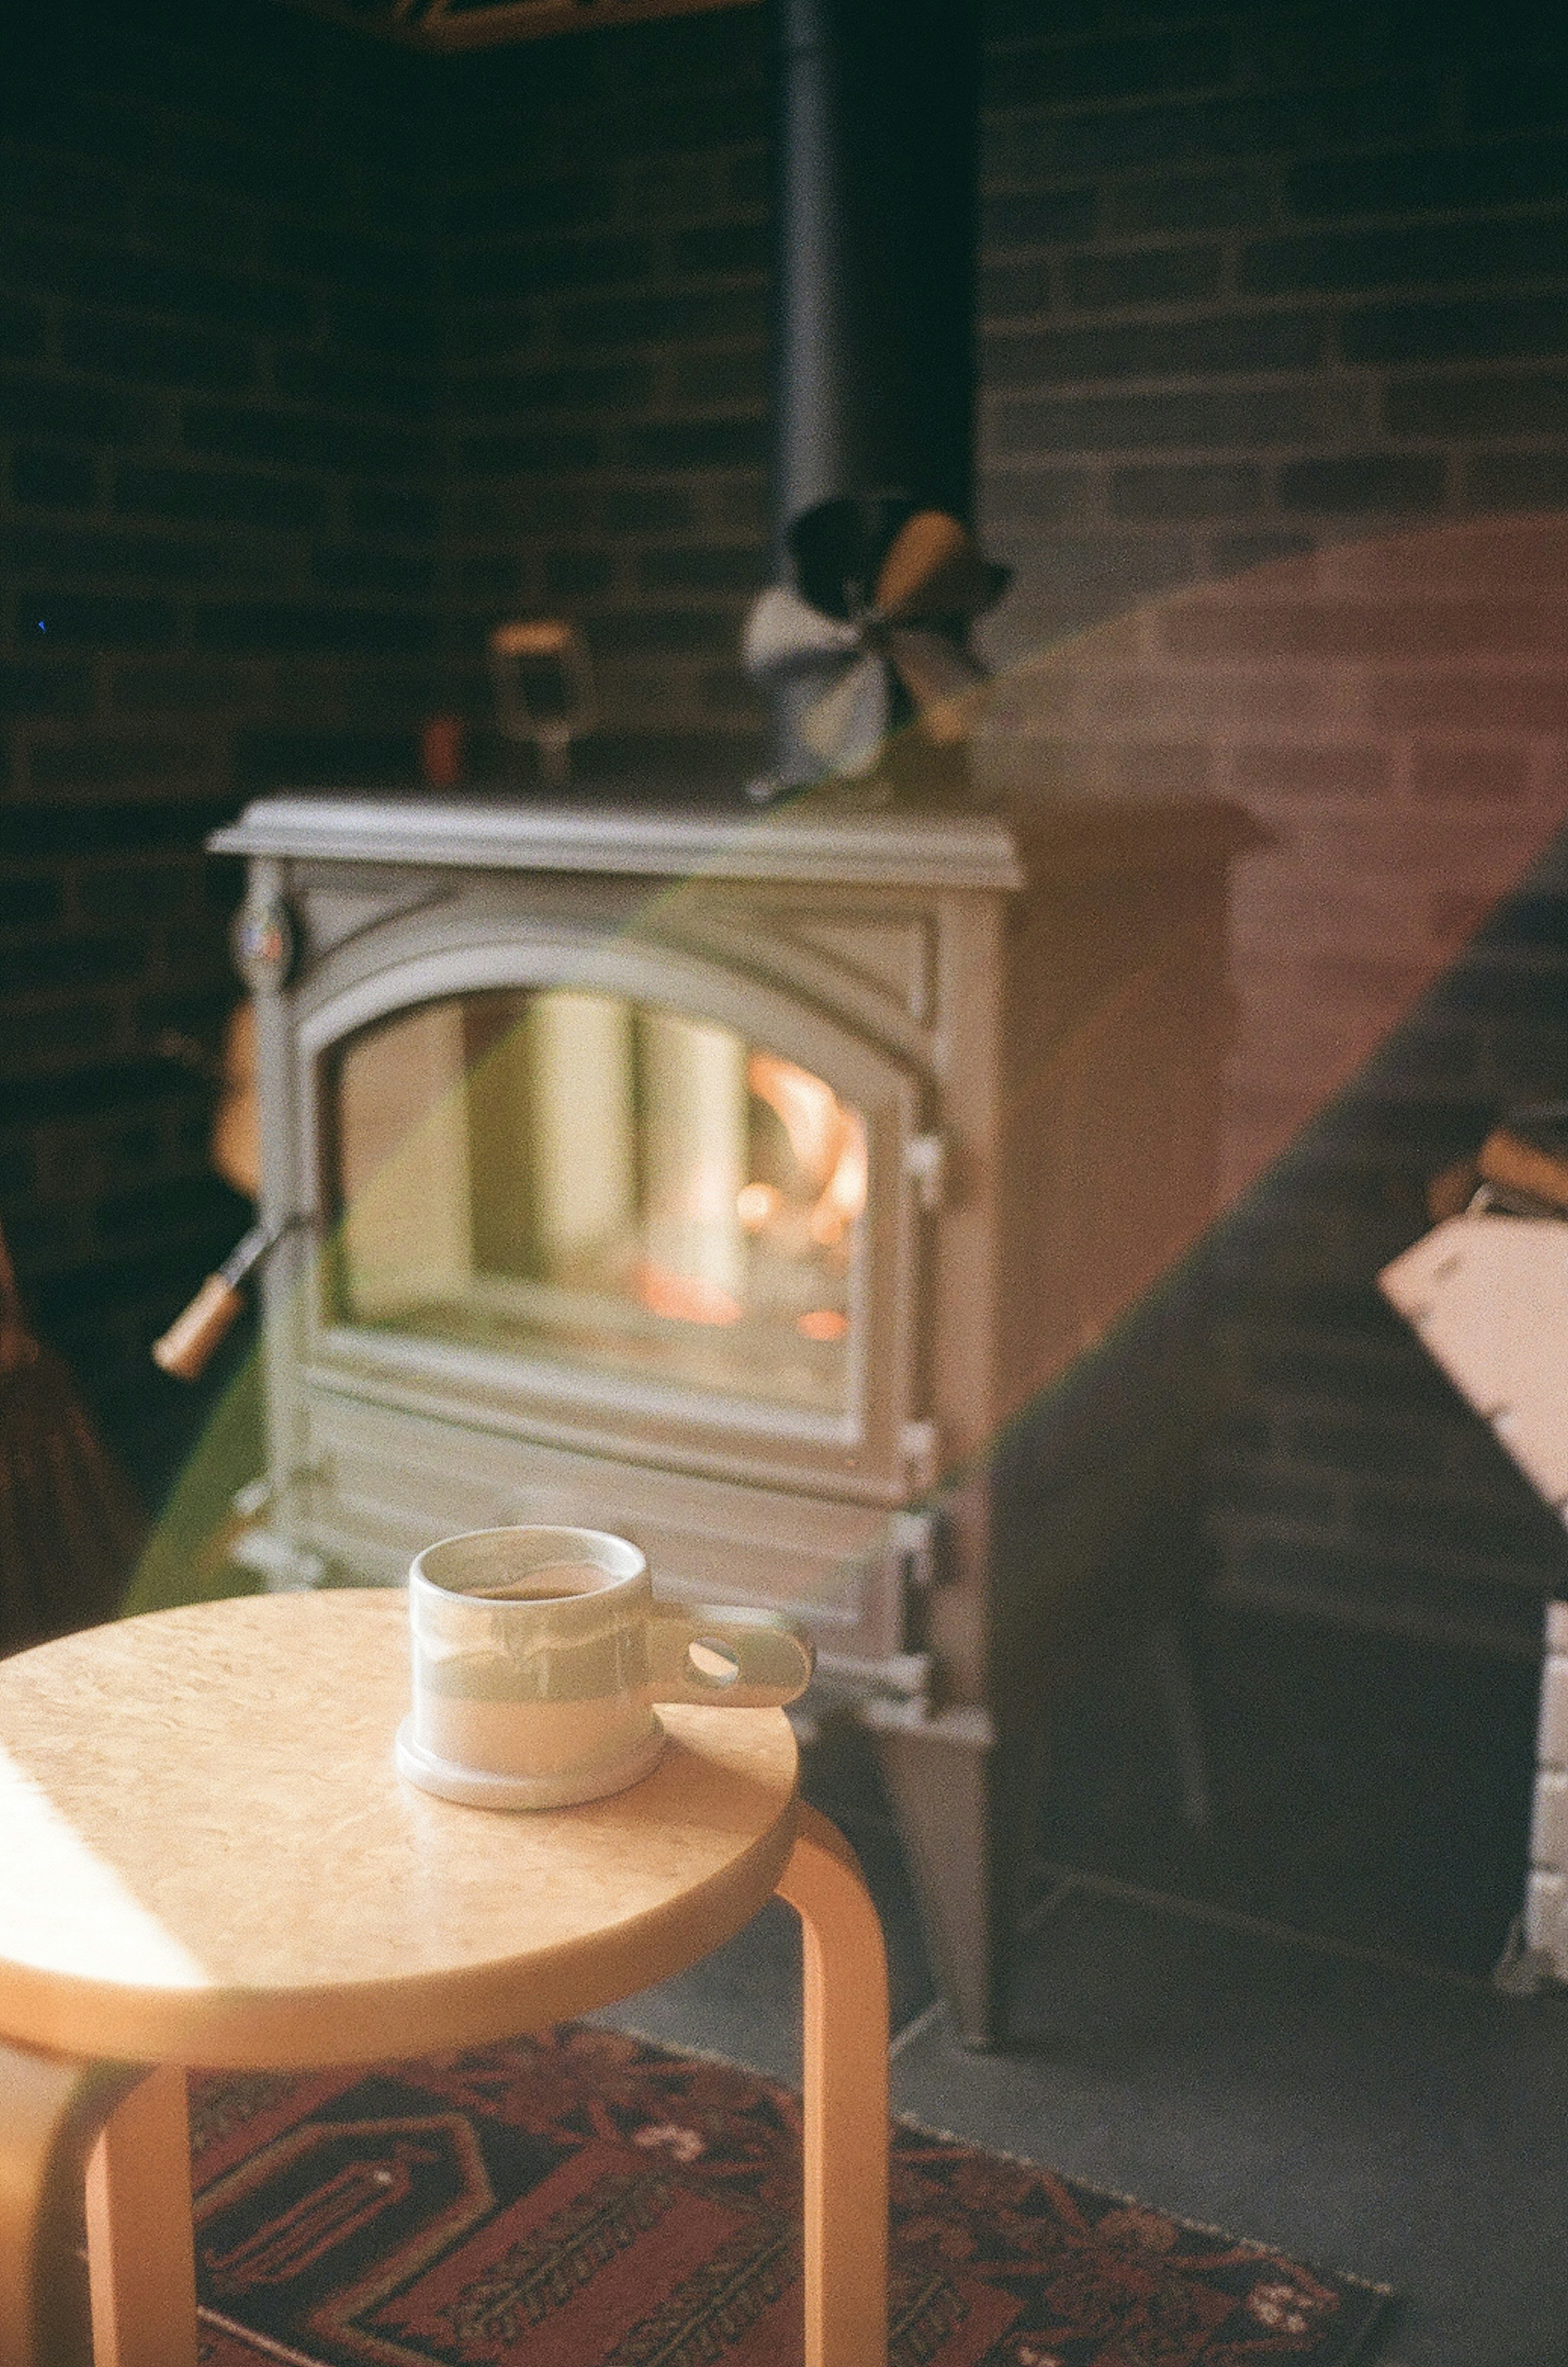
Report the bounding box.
[0,1589,797,2070]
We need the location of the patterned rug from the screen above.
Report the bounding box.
[187,2025,1393,2367]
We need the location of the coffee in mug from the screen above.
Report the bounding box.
[395,1524,814,1809]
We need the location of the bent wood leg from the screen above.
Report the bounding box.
[84,2064,198,2367]
[0,2040,142,2367]
[775,1803,889,2367]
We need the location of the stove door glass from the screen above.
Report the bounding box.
[325,989,866,1417]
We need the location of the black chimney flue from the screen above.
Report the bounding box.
[767,0,983,782]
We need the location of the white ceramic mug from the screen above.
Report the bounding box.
[394,1524,815,1809]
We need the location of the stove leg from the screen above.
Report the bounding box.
[862,1703,1027,2050]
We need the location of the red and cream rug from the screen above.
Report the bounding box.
[187,2024,1392,2367]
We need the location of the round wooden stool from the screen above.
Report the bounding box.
[0,1590,888,2367]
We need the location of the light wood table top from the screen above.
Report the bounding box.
[0,1589,799,2071]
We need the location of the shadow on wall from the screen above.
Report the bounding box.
[977,509,1568,1212]
[976,509,1568,1971]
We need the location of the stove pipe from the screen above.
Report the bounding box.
[768,0,983,781]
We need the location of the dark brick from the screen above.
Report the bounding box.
[50,243,313,335]
[1211,529,1314,573]
[1241,217,1568,299]
[457,428,600,475]
[1466,449,1568,507]
[671,223,768,277]
[0,875,63,930]
[76,858,198,920]
[0,933,143,995]
[1384,367,1568,437]
[98,1175,227,1248]
[232,728,416,787]
[183,401,435,476]
[114,462,326,531]
[0,1005,121,1079]
[60,309,255,389]
[0,1141,33,1199]
[10,522,226,586]
[29,739,211,795]
[0,802,232,859]
[987,27,1230,109]
[457,555,519,599]
[1221,1540,1548,1656]
[603,487,695,533]
[994,383,1357,456]
[699,664,763,715]
[1432,961,1568,1022]
[980,260,1054,317]
[624,418,766,468]
[989,74,1450,184]
[448,233,652,303]
[1472,55,1568,138]
[1012,531,1198,627]
[330,299,440,359]
[272,350,437,418]
[0,145,129,237]
[192,602,430,657]
[311,545,436,600]
[1065,244,1223,312]
[982,187,1097,248]
[984,311,1328,387]
[1284,1409,1459,1487]
[347,486,440,541]
[558,289,760,350]
[13,445,97,507]
[0,375,156,444]
[1109,461,1264,520]
[592,609,729,655]
[0,293,45,359]
[1103,166,1271,237]
[451,361,650,419]
[0,658,93,719]
[17,593,176,648]
[1287,136,1568,222]
[672,350,768,406]
[1278,453,1448,513]
[1470,891,1568,949]
[639,546,766,591]
[1343,295,1568,368]
[726,150,769,210]
[439,172,615,240]
[984,465,1096,525]
[1210,1464,1343,1529]
[543,549,614,598]
[453,482,578,535]
[263,221,432,297]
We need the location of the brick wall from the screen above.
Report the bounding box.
[6,0,1568,1698]
[977,0,1568,654]
[432,13,771,782]
[1,0,449,1486]
[971,1,1568,1663]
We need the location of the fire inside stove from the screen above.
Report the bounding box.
[324,989,868,1416]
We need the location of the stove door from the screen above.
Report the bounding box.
[294,932,930,1505]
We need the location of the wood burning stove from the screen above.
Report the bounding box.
[200,0,1252,2044]
[213,785,1248,2042]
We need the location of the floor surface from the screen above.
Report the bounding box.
[591,1690,1568,2367]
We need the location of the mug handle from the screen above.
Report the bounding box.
[648,1604,814,1709]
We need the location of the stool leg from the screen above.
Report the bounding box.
[0,2040,141,2367]
[84,2065,197,2367]
[775,1803,889,2367]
